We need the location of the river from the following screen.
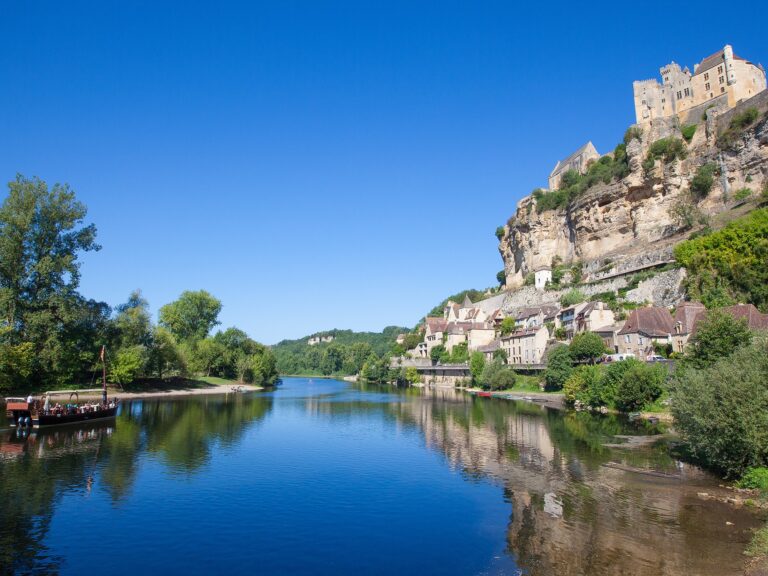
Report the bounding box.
[0,377,761,575]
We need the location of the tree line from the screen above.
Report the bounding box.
[0,175,277,392]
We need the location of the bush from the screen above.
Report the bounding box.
[730,107,759,131]
[614,362,666,412]
[737,467,768,492]
[681,124,697,142]
[430,344,447,363]
[469,352,485,382]
[563,365,604,406]
[495,226,505,240]
[734,187,753,202]
[448,342,469,364]
[544,345,572,391]
[648,137,687,163]
[669,196,705,230]
[496,270,506,286]
[690,163,717,199]
[404,367,421,384]
[569,332,607,364]
[671,337,768,477]
[560,288,585,308]
[480,359,516,390]
[684,309,753,369]
[624,126,643,144]
[499,317,516,336]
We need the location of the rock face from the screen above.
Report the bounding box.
[499,106,768,289]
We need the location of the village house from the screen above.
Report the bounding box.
[515,305,560,330]
[617,307,675,358]
[467,323,496,351]
[548,142,600,190]
[633,44,766,125]
[575,302,615,334]
[558,302,589,340]
[672,301,706,353]
[593,324,623,353]
[476,340,501,363]
[501,325,549,366]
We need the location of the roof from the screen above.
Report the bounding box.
[549,141,598,178]
[691,304,768,335]
[476,340,501,353]
[462,295,473,307]
[593,325,619,334]
[618,307,675,337]
[425,317,448,333]
[693,48,749,76]
[501,326,546,340]
[515,305,560,321]
[673,301,706,335]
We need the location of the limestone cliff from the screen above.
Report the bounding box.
[499,96,768,289]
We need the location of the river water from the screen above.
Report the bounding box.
[0,377,761,575]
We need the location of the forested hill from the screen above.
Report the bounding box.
[272,326,409,376]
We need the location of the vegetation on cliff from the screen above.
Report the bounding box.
[674,208,768,311]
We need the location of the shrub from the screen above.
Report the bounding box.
[495,226,505,240]
[733,187,753,202]
[430,344,447,363]
[480,359,516,390]
[523,272,535,286]
[729,107,759,131]
[554,327,567,340]
[614,362,666,412]
[671,337,768,477]
[648,137,687,163]
[737,467,768,492]
[689,163,717,199]
[544,345,572,391]
[496,270,506,286]
[448,342,469,364]
[499,317,516,336]
[681,124,697,142]
[684,310,753,369]
[405,367,421,384]
[560,288,585,308]
[669,196,704,230]
[624,126,643,144]
[492,348,507,362]
[569,332,607,364]
[563,365,605,406]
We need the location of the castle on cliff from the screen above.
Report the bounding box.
[633,44,766,125]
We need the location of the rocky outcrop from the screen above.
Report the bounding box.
[499,103,768,290]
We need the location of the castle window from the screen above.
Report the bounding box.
[684,88,690,97]
[718,65,723,74]
[661,98,665,103]
[721,87,725,93]
[719,76,724,84]
[677,91,682,99]
[705,82,710,91]
[704,72,709,80]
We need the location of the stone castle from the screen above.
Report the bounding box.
[633,44,766,126]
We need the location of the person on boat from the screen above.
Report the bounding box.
[43,395,50,414]
[26,393,34,404]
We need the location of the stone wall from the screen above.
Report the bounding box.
[715,89,768,136]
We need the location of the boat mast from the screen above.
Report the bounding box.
[101,345,107,405]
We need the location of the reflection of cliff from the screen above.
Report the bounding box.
[0,394,274,573]
[391,392,759,576]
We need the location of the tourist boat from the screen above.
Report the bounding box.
[5,346,119,429]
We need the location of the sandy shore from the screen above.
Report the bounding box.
[5,383,265,403]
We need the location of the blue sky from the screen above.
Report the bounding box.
[1,1,766,343]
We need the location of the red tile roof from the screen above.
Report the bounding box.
[618,307,675,337]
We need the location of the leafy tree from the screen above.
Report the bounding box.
[499,317,516,336]
[114,290,152,348]
[193,337,226,376]
[480,358,516,390]
[159,290,222,343]
[614,362,666,412]
[469,351,485,382]
[430,344,447,363]
[563,365,604,405]
[147,326,186,380]
[492,348,508,362]
[0,328,34,391]
[569,332,607,364]
[109,345,146,385]
[544,345,572,391]
[685,310,753,369]
[496,270,506,286]
[671,336,768,477]
[404,366,421,384]
[690,163,717,199]
[448,341,469,363]
[320,344,344,375]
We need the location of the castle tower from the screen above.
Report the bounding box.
[723,44,737,85]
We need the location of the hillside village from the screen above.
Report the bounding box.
[396,44,768,385]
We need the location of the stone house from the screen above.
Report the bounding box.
[548,142,599,190]
[633,44,766,125]
[688,303,768,340]
[534,267,552,290]
[617,307,675,358]
[308,334,334,346]
[516,305,560,331]
[575,302,615,334]
[423,317,448,356]
[671,301,706,354]
[558,302,589,340]
[476,340,501,362]
[501,325,549,366]
[467,323,496,351]
[593,324,622,354]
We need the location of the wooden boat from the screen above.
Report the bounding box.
[5,346,118,429]
[477,391,492,397]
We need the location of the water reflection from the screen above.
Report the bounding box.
[383,385,761,576]
[0,393,273,574]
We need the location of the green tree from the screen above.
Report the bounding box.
[193,337,226,376]
[496,270,506,286]
[405,366,421,384]
[560,289,585,307]
[685,310,753,369]
[563,365,604,405]
[159,290,222,343]
[109,345,146,385]
[492,348,508,362]
[671,336,768,477]
[113,290,152,348]
[544,345,572,391]
[430,344,447,363]
[469,352,486,382]
[479,358,516,390]
[147,326,186,380]
[499,317,516,336]
[569,332,607,364]
[448,341,469,363]
[320,344,344,375]
[614,362,666,412]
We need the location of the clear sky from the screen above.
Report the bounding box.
[1,1,766,343]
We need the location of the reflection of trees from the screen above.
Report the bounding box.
[387,392,758,576]
[0,394,273,572]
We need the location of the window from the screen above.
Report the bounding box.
[721,87,725,93]
[719,76,724,84]
[705,82,710,91]
[718,65,723,74]
[704,72,709,80]
[677,91,682,99]
[661,98,666,103]
[639,336,644,345]
[624,335,630,343]
[684,88,690,97]
[642,99,646,105]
